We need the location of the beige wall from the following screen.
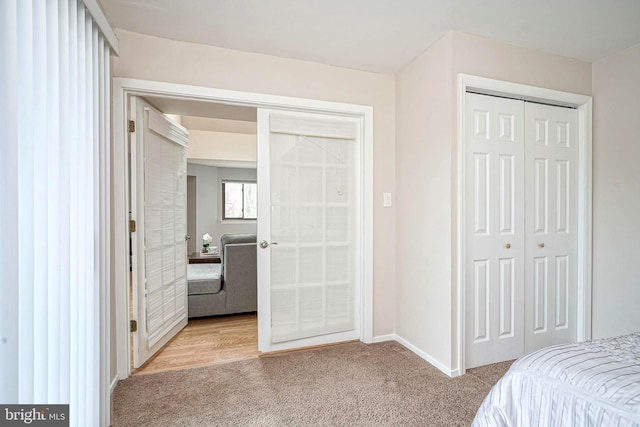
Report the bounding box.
[395,33,453,369]
[451,33,592,95]
[395,31,592,373]
[591,44,640,339]
[112,29,397,338]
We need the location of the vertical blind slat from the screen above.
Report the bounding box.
[46,0,62,401]
[33,0,49,404]
[57,0,72,404]
[67,0,79,420]
[17,0,36,403]
[0,0,20,403]
[98,38,109,426]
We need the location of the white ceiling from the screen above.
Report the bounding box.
[102,0,640,73]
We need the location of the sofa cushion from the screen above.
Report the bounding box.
[187,264,222,295]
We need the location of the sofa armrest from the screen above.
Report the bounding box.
[222,243,257,313]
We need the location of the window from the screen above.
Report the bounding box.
[222,181,257,220]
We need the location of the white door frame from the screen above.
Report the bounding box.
[112,77,374,380]
[456,74,593,375]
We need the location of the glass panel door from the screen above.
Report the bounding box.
[257,110,361,349]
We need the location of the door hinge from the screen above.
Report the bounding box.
[129,219,136,233]
[128,120,135,133]
[130,320,137,332]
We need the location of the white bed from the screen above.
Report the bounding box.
[473,332,640,426]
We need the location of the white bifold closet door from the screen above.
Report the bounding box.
[524,102,578,353]
[464,93,526,369]
[131,97,189,368]
[465,93,578,368]
[257,109,362,352]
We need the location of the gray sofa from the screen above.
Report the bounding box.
[187,233,257,318]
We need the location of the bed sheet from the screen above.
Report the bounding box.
[473,332,640,426]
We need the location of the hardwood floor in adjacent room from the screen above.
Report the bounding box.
[133,313,258,375]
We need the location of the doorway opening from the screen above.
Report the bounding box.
[129,96,260,374]
[113,78,374,380]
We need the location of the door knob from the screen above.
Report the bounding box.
[259,240,278,249]
[505,243,511,249]
[185,235,191,241]
[538,242,545,248]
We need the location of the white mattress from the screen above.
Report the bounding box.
[473,332,640,427]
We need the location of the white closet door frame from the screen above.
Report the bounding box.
[456,74,593,376]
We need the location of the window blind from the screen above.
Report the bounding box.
[0,1,114,425]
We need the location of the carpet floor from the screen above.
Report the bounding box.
[112,341,512,427]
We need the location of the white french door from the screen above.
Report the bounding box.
[130,96,189,368]
[464,92,579,368]
[257,109,362,352]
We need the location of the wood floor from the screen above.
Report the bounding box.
[133,313,259,375]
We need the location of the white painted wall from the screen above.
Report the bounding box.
[591,44,640,339]
[395,33,453,371]
[187,164,257,250]
[395,31,592,374]
[112,29,397,340]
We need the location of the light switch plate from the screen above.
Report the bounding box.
[383,192,392,207]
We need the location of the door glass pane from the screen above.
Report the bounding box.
[269,121,357,343]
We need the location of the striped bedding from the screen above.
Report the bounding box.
[473,332,640,426]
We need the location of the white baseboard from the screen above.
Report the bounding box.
[110,375,119,395]
[392,334,460,377]
[371,334,396,343]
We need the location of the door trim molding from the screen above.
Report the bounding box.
[112,78,374,380]
[456,74,593,376]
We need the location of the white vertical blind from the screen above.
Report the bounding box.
[0,1,113,426]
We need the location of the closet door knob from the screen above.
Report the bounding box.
[505,243,511,249]
[538,242,545,248]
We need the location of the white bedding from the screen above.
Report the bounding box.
[473,332,640,427]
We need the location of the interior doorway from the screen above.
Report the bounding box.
[128,95,260,372]
[113,78,374,380]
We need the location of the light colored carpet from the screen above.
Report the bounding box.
[112,341,512,427]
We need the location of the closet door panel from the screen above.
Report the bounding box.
[525,103,578,353]
[465,93,525,368]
